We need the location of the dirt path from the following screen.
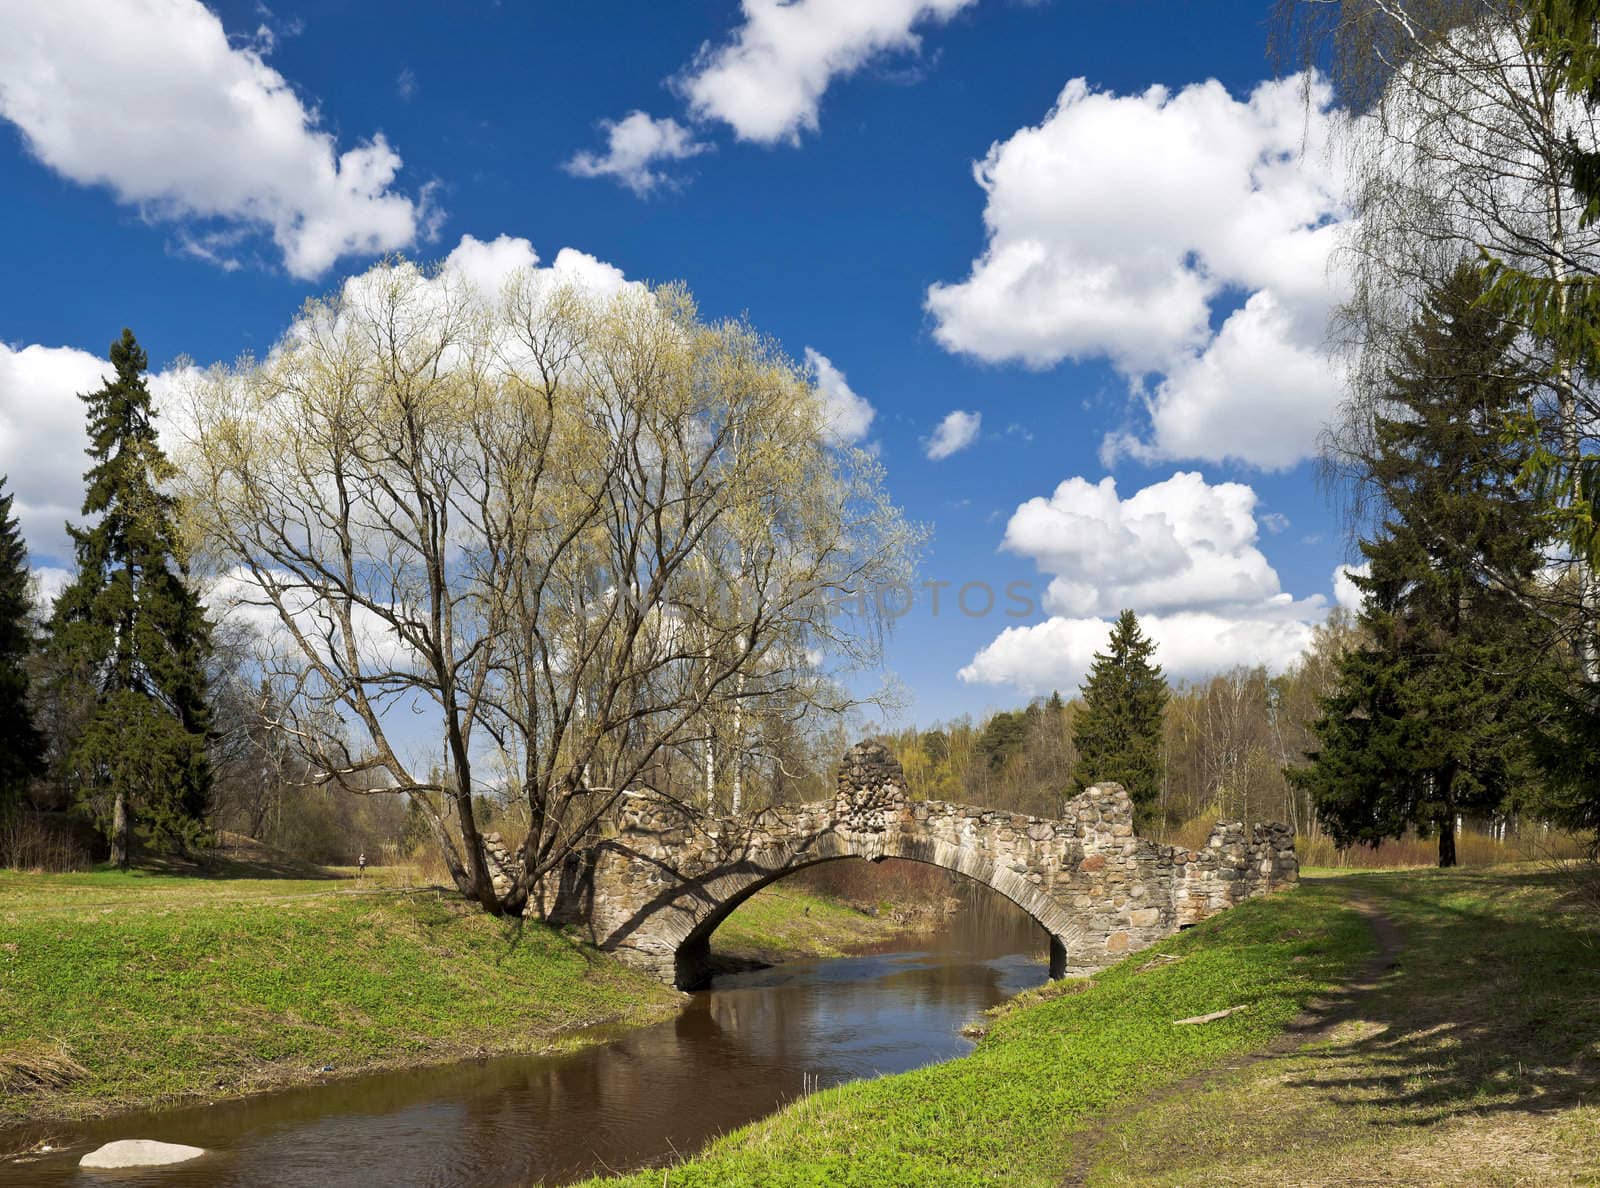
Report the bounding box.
[1059,894,1406,1187]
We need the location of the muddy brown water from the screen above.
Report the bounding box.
[6,892,1048,1186]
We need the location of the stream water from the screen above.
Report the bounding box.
[7,891,1049,1186]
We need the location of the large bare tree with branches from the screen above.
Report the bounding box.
[179,261,918,915]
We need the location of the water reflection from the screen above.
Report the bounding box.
[6,890,1047,1187]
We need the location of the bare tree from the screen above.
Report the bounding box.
[179,261,917,915]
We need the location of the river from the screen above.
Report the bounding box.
[9,890,1049,1186]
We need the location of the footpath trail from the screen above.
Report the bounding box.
[1060,890,1405,1185]
[1063,869,1600,1188]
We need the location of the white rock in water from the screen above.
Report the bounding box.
[80,1139,206,1168]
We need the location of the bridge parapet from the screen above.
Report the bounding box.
[544,741,1297,988]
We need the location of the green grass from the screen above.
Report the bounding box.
[590,878,1375,1187]
[710,884,907,962]
[0,866,907,1128]
[1078,867,1600,1186]
[0,867,683,1124]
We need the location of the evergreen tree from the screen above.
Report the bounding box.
[1290,266,1555,867]
[976,710,1028,771]
[48,330,212,866]
[0,477,45,809]
[1071,609,1168,827]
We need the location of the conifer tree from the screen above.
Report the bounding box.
[1290,266,1555,867]
[0,477,45,809]
[1071,609,1168,827]
[48,330,212,866]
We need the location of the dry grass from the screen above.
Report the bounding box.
[789,856,959,909]
[0,814,92,873]
[0,1042,88,1096]
[1296,829,1590,870]
[1159,805,1591,872]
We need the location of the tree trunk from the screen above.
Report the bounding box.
[1437,764,1458,868]
[110,789,129,869]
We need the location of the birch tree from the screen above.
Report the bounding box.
[1278,0,1600,673]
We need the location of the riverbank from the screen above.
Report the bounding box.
[0,866,908,1130]
[707,881,951,974]
[591,866,1600,1186]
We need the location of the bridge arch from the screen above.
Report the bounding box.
[542,742,1298,989]
[668,835,1082,990]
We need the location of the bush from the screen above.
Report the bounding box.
[0,811,94,872]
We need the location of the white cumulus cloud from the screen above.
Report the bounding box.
[439,234,633,302]
[0,341,146,563]
[564,111,709,195]
[961,471,1339,693]
[805,349,876,445]
[1333,562,1370,613]
[677,0,977,144]
[924,409,981,460]
[959,612,1317,694]
[0,0,433,279]
[1002,472,1313,619]
[926,73,1348,470]
[1,235,635,571]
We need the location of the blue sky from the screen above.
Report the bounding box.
[0,0,1361,727]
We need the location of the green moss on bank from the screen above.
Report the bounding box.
[593,879,1374,1187]
[0,868,682,1125]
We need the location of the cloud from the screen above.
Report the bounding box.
[677,0,977,145]
[926,73,1348,470]
[206,565,420,676]
[924,410,981,460]
[438,234,633,302]
[0,339,195,566]
[1333,562,1369,613]
[27,566,71,612]
[0,0,433,279]
[959,611,1317,694]
[396,67,418,101]
[1260,511,1290,534]
[3,235,636,571]
[962,471,1336,692]
[564,111,709,196]
[1001,472,1313,618]
[1,342,119,563]
[805,349,876,445]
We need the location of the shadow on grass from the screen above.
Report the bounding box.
[120,831,341,882]
[1282,867,1600,1129]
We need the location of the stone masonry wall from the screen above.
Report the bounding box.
[544,741,1297,988]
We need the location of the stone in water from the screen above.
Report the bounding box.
[80,1139,206,1168]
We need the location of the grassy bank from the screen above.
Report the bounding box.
[1075,867,1600,1186]
[592,877,1375,1186]
[0,868,684,1126]
[592,867,1600,1187]
[0,864,913,1129]
[711,883,916,966]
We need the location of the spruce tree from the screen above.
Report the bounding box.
[1071,609,1168,828]
[48,330,212,866]
[0,477,45,809]
[1289,266,1554,867]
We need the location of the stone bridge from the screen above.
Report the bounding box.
[544,742,1298,989]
